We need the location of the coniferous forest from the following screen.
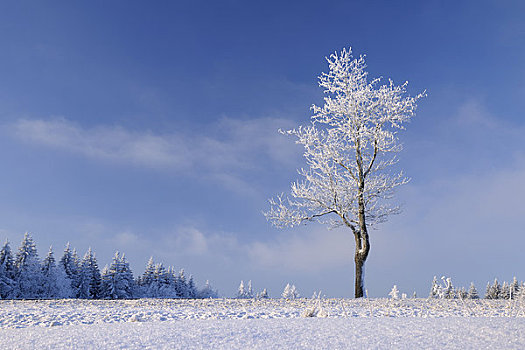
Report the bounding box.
[0,233,218,300]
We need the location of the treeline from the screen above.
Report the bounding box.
[429,276,524,300]
[0,233,218,300]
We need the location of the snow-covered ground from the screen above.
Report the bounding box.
[1,298,525,349]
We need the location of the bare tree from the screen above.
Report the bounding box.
[265,48,424,297]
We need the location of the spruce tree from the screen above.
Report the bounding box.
[138,257,155,294]
[0,240,16,299]
[175,269,188,298]
[199,280,218,298]
[187,275,198,299]
[237,280,247,299]
[257,288,269,299]
[15,233,43,299]
[100,252,135,299]
[59,243,80,296]
[41,246,61,298]
[510,277,519,300]
[429,276,441,298]
[501,281,510,300]
[77,248,102,299]
[467,282,479,299]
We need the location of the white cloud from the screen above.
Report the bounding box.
[13,118,189,169]
[11,117,302,194]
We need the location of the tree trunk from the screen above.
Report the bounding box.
[354,179,370,298]
[355,251,365,298]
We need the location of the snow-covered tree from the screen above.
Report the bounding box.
[282,283,299,300]
[59,243,80,296]
[187,275,198,299]
[0,240,16,299]
[41,246,61,298]
[510,277,519,300]
[388,285,399,299]
[100,251,135,299]
[236,280,249,299]
[137,257,156,292]
[429,276,441,299]
[501,281,510,300]
[77,248,101,299]
[486,279,501,299]
[257,288,269,299]
[175,268,189,298]
[467,282,479,299]
[199,280,219,299]
[457,287,467,299]
[265,47,425,298]
[15,233,43,299]
[442,277,455,299]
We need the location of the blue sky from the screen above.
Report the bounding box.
[1,0,524,297]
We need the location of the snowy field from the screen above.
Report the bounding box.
[1,298,525,349]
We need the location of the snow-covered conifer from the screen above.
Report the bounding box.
[282,283,299,300]
[138,257,155,291]
[0,240,16,299]
[489,279,501,299]
[59,243,80,295]
[175,268,189,298]
[100,252,135,299]
[199,280,219,298]
[429,276,441,298]
[389,285,399,299]
[187,275,198,299]
[457,287,467,299]
[237,280,247,299]
[510,277,519,300]
[257,288,269,299]
[77,248,101,299]
[501,281,510,300]
[15,233,43,299]
[467,282,479,299]
[41,246,61,298]
[442,277,455,299]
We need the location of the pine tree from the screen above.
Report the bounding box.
[0,240,16,299]
[501,281,510,300]
[77,248,101,299]
[175,269,188,298]
[199,280,219,298]
[247,280,254,299]
[282,283,299,299]
[237,280,247,298]
[389,285,399,299]
[429,276,441,298]
[59,243,80,296]
[510,277,519,300]
[467,282,479,299]
[457,287,467,299]
[257,288,269,299]
[187,275,198,299]
[138,257,155,294]
[41,246,61,298]
[492,278,501,299]
[100,252,135,299]
[442,277,455,299]
[15,233,43,299]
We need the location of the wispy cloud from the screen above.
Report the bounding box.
[11,117,301,194]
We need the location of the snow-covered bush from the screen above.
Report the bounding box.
[388,285,399,299]
[282,283,299,300]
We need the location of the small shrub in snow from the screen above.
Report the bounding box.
[388,285,399,299]
[282,283,299,300]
